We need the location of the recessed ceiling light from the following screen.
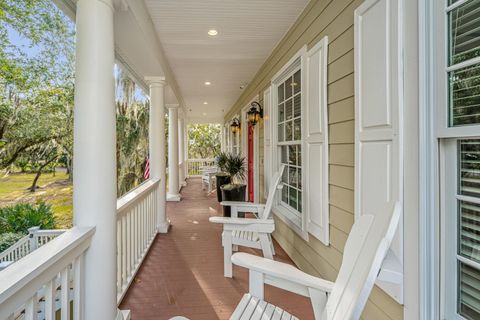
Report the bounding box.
[203,101,208,105]
[203,112,207,116]
[208,29,218,36]
[204,81,211,86]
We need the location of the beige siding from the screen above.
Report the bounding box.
[224,0,403,319]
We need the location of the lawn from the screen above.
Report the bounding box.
[0,172,73,229]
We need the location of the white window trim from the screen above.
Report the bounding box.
[270,45,309,241]
[426,0,480,318]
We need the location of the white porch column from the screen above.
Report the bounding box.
[73,0,116,318]
[146,77,170,233]
[167,104,181,201]
[178,115,187,187]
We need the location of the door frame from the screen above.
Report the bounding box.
[241,96,260,203]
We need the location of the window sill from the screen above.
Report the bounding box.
[272,206,309,241]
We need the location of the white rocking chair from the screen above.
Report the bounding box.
[209,165,285,278]
[172,203,401,320]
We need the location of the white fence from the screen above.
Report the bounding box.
[0,227,66,265]
[186,159,215,177]
[116,179,159,302]
[0,227,95,320]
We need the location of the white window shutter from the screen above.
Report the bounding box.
[354,0,404,304]
[263,87,272,200]
[305,37,329,245]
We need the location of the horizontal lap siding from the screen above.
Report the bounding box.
[225,1,403,319]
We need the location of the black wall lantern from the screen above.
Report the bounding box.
[247,101,263,126]
[230,118,241,134]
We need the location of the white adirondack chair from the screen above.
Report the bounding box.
[209,165,285,278]
[171,202,401,320]
[201,166,218,193]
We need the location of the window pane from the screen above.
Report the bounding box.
[459,139,480,197]
[286,121,293,141]
[298,168,302,189]
[449,0,480,66]
[458,200,480,264]
[293,70,301,94]
[278,123,284,142]
[449,63,480,126]
[285,98,293,120]
[281,146,288,164]
[298,145,302,165]
[278,102,285,122]
[289,166,298,188]
[282,183,289,203]
[458,261,480,320]
[282,164,289,182]
[298,191,302,213]
[294,93,301,117]
[289,145,297,165]
[285,76,293,99]
[294,118,301,140]
[278,83,285,102]
[289,187,298,210]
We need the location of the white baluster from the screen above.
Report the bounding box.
[74,254,85,320]
[24,294,37,320]
[61,266,71,320]
[45,278,56,320]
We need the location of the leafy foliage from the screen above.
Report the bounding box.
[215,151,229,173]
[0,232,24,252]
[188,124,221,159]
[115,66,150,196]
[0,201,55,234]
[224,153,246,185]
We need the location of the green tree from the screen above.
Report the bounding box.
[187,124,221,159]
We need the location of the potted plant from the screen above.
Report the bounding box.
[220,153,247,217]
[214,152,231,202]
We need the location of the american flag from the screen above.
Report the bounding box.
[144,158,150,179]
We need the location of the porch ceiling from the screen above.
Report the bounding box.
[144,0,309,123]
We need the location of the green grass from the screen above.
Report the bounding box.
[0,172,73,229]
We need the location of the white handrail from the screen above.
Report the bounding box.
[0,226,95,320]
[116,179,160,303]
[0,228,66,264]
[187,158,216,177]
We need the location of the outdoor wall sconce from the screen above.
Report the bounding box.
[247,101,263,126]
[230,118,241,134]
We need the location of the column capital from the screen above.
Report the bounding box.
[166,103,180,109]
[145,76,166,87]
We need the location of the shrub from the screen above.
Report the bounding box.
[0,232,25,253]
[0,202,56,234]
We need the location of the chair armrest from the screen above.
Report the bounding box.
[232,252,334,293]
[209,217,274,233]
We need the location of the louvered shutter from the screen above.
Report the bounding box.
[263,87,272,200]
[354,0,404,304]
[305,37,329,245]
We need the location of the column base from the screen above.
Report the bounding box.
[167,193,181,202]
[157,219,171,233]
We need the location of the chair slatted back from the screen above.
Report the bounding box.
[321,202,401,320]
[260,165,286,220]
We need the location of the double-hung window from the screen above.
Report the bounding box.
[271,53,304,229]
[437,0,480,318]
[277,69,303,218]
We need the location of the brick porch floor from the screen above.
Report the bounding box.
[119,178,314,320]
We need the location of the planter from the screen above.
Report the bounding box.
[220,184,246,217]
[215,174,231,202]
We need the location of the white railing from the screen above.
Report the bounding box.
[116,179,159,303]
[0,226,95,320]
[0,227,66,265]
[187,159,215,177]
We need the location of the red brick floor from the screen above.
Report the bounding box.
[119,178,314,320]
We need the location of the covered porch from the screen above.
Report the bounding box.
[119,178,313,320]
